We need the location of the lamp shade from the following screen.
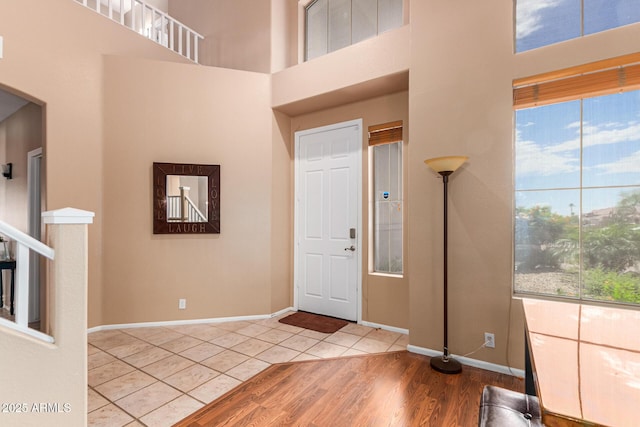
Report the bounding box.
[424,156,468,173]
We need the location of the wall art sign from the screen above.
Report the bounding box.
[153,162,220,234]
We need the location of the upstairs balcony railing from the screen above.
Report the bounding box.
[75,0,204,63]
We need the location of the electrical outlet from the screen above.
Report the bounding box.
[484,332,495,348]
[179,299,186,310]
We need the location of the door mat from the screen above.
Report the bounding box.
[279,311,349,334]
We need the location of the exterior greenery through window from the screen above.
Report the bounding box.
[514,90,640,305]
[515,0,640,53]
[369,121,403,274]
[305,0,403,61]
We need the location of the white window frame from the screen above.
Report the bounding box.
[303,0,404,61]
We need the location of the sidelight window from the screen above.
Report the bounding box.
[369,121,403,274]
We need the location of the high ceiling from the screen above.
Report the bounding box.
[0,89,29,123]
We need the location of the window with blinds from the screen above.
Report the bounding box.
[513,54,640,305]
[515,0,640,53]
[305,0,403,61]
[369,121,403,274]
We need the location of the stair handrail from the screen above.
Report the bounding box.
[185,196,207,222]
[0,221,55,343]
[0,221,55,260]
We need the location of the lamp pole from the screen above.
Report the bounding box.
[430,170,461,374]
[424,156,468,375]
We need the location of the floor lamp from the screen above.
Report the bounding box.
[424,155,468,375]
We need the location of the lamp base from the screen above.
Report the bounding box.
[430,355,462,374]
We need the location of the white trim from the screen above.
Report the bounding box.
[407,344,525,378]
[0,221,54,260]
[87,308,296,334]
[42,207,95,225]
[27,148,42,323]
[360,320,408,335]
[294,119,363,323]
[87,309,414,339]
[0,317,55,344]
[271,306,295,318]
[27,150,42,233]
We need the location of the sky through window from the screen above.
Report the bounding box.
[516,0,640,52]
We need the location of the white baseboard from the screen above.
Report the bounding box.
[87,307,296,334]
[87,310,524,378]
[88,310,524,378]
[407,344,525,378]
[271,306,295,318]
[360,320,408,335]
[87,309,414,337]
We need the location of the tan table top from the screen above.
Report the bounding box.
[523,298,640,427]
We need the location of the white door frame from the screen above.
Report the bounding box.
[27,147,42,322]
[293,119,363,323]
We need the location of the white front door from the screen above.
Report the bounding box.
[294,120,361,321]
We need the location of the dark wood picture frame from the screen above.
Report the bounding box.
[153,162,220,234]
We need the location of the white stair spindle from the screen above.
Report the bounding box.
[169,19,174,51]
[120,0,125,25]
[178,26,183,55]
[152,9,157,42]
[14,243,30,328]
[131,0,136,32]
[161,14,166,46]
[108,0,113,19]
[141,2,146,36]
[194,35,199,64]
[186,31,191,61]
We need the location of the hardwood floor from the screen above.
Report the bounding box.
[175,351,523,427]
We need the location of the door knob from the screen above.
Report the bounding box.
[344,245,356,252]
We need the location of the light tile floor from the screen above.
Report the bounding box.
[88,312,408,427]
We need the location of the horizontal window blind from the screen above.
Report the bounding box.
[513,53,640,109]
[368,120,403,146]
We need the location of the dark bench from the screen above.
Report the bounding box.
[478,385,543,426]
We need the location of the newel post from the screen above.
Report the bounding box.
[42,207,94,426]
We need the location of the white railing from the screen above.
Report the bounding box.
[0,221,55,343]
[75,0,204,63]
[167,195,207,222]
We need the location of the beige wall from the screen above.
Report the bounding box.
[0,0,191,327]
[0,103,43,232]
[272,25,410,115]
[102,56,278,324]
[270,0,299,73]
[0,103,44,317]
[408,1,640,369]
[1,0,639,378]
[409,0,519,366]
[290,91,409,329]
[169,0,273,73]
[271,111,294,312]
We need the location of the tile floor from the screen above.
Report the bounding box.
[88,312,409,427]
